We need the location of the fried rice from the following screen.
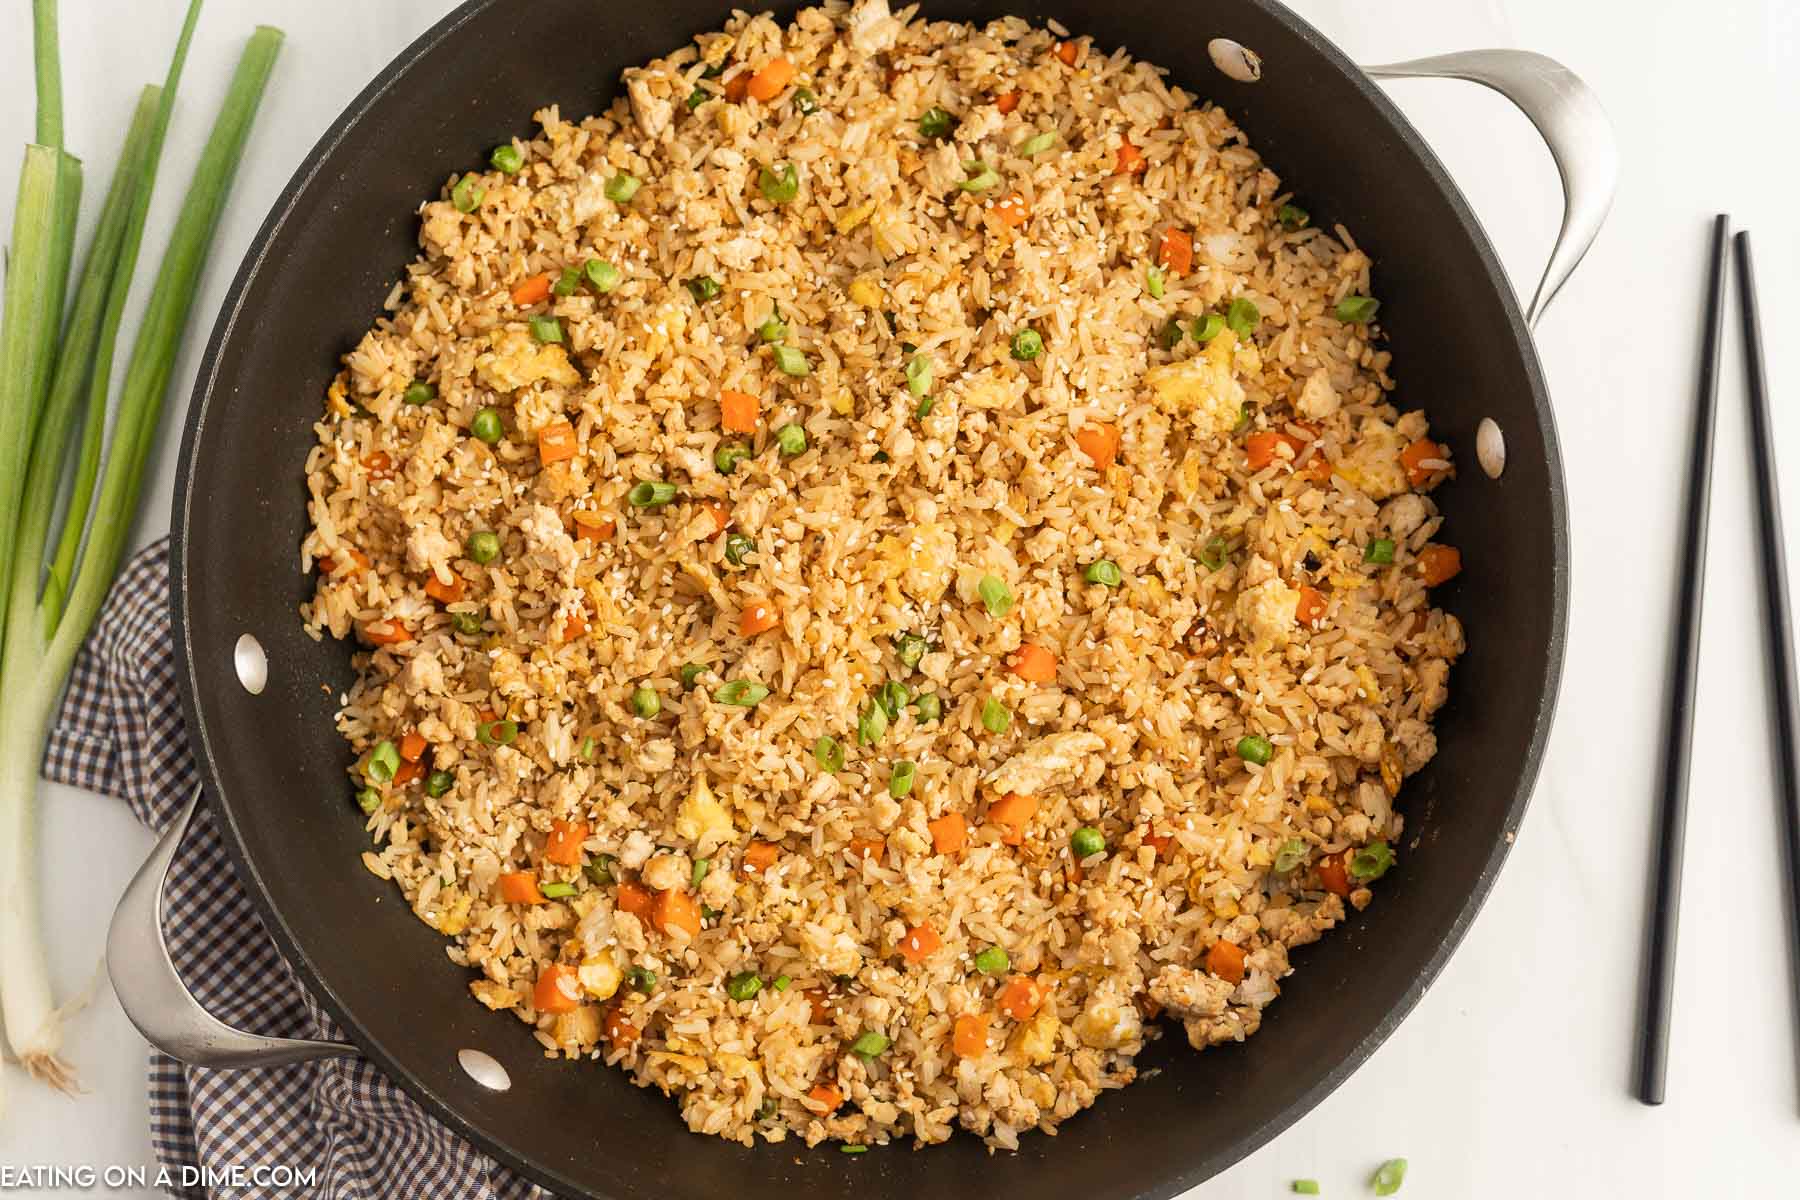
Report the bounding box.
[300,0,1465,1152]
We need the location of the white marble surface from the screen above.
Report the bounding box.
[2,0,1797,1193]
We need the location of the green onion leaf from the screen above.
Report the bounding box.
[1274,838,1308,873]
[1371,1159,1407,1196]
[1198,534,1231,572]
[551,267,581,298]
[628,480,678,508]
[958,161,1001,193]
[1017,130,1057,157]
[1291,1182,1321,1196]
[792,88,818,115]
[1146,266,1165,299]
[977,574,1013,617]
[604,172,641,204]
[918,107,957,139]
[905,353,933,397]
[1277,203,1310,230]
[981,697,1011,734]
[771,344,810,376]
[478,719,519,746]
[858,699,889,745]
[366,740,400,784]
[1349,841,1395,882]
[627,966,657,993]
[1157,318,1185,350]
[758,162,799,205]
[714,680,770,707]
[451,174,484,213]
[849,1030,890,1058]
[815,734,844,772]
[527,314,562,344]
[723,532,755,566]
[714,442,750,474]
[541,881,577,899]
[726,971,763,1001]
[680,663,709,690]
[758,308,787,343]
[1226,297,1260,339]
[584,259,621,293]
[888,761,916,798]
[1083,559,1122,587]
[588,854,616,884]
[356,786,381,814]
[1336,294,1380,324]
[489,143,524,174]
[425,770,454,798]
[686,275,721,304]
[876,680,912,721]
[772,974,793,991]
[894,633,927,669]
[1191,312,1225,343]
[691,857,710,887]
[912,692,942,723]
[1364,538,1396,565]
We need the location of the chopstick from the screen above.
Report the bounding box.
[1735,229,1800,1103]
[1635,213,1732,1106]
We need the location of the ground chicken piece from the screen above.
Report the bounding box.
[843,0,901,54]
[921,140,964,193]
[1382,493,1429,540]
[624,68,675,140]
[470,979,521,1011]
[419,200,462,256]
[405,520,456,577]
[474,326,581,394]
[1142,331,1246,438]
[404,648,445,695]
[1338,416,1408,499]
[641,851,689,892]
[1073,984,1143,1050]
[1295,368,1339,419]
[1236,576,1300,645]
[618,829,656,870]
[1147,964,1234,1020]
[1415,657,1451,714]
[518,504,578,578]
[1183,1006,1263,1048]
[987,730,1105,796]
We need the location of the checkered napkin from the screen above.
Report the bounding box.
[44,538,550,1200]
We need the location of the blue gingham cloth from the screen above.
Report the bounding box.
[45,539,549,1200]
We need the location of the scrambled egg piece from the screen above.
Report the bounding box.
[1335,417,1408,499]
[1142,330,1247,437]
[1296,369,1339,419]
[475,326,581,393]
[417,888,471,935]
[955,367,1025,411]
[674,775,734,856]
[1009,1004,1061,1065]
[1236,577,1300,645]
[847,274,883,308]
[1073,989,1143,1050]
[837,202,876,235]
[578,956,623,1000]
[873,521,956,603]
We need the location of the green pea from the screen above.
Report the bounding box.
[1010,328,1044,361]
[686,275,721,303]
[792,88,818,115]
[973,945,1009,975]
[1070,826,1106,859]
[425,770,454,798]
[1083,559,1122,587]
[470,407,503,444]
[465,531,501,565]
[758,162,800,205]
[628,480,678,508]
[849,1031,890,1059]
[723,533,755,566]
[1236,734,1273,765]
[918,107,956,139]
[451,174,484,213]
[489,143,524,173]
[758,308,787,343]
[715,442,751,474]
[912,693,942,724]
[627,966,657,994]
[403,381,436,405]
[584,259,621,293]
[726,971,763,1001]
[894,633,927,670]
[776,423,808,455]
[980,698,1010,734]
[451,611,484,636]
[630,686,661,718]
[680,663,709,690]
[888,761,916,798]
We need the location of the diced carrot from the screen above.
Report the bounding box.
[1247,431,1310,472]
[927,812,968,856]
[1419,544,1462,586]
[898,923,941,964]
[393,760,425,786]
[560,603,590,643]
[537,420,578,466]
[572,511,616,542]
[510,272,554,306]
[1011,642,1057,684]
[601,1003,639,1046]
[847,837,885,862]
[399,732,428,763]
[993,191,1030,228]
[1316,851,1351,897]
[700,499,731,540]
[1075,422,1121,469]
[745,57,795,102]
[723,70,750,103]
[994,90,1021,115]
[720,389,760,433]
[1296,586,1327,628]
[652,888,702,939]
[498,872,545,904]
[1055,39,1080,66]
[424,573,466,604]
[1140,994,1164,1020]
[1156,227,1193,275]
[533,963,580,1013]
[805,1083,843,1113]
[997,976,1044,1020]
[1302,451,1334,483]
[1144,831,1173,860]
[616,881,655,921]
[361,619,413,646]
[545,818,589,866]
[361,450,393,476]
[1114,138,1147,177]
[988,793,1039,846]
[742,840,781,875]
[952,1012,990,1057]
[805,988,832,1024]
[317,547,370,576]
[1206,939,1247,985]
[1401,438,1446,488]
[739,601,779,637]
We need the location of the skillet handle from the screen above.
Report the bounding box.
[106,786,358,1068]
[1365,50,1617,328]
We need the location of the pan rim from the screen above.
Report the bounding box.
[168,1,1569,1195]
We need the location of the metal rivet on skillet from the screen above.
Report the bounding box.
[1208,38,1262,82]
[1476,417,1506,479]
[233,634,268,696]
[458,1048,511,1091]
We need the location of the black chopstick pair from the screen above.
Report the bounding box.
[1636,216,1800,1107]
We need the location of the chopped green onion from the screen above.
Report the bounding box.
[715,442,750,474]
[700,62,724,79]
[1157,318,1185,349]
[425,770,454,798]
[579,735,597,761]
[758,162,799,205]
[918,107,957,139]
[452,611,484,637]
[588,854,616,885]
[470,407,503,444]
[1226,297,1259,340]
[714,680,770,707]
[1236,734,1273,765]
[1017,130,1057,156]
[1198,534,1231,572]
[981,698,1011,734]
[858,699,889,745]
[584,259,621,293]
[489,143,523,173]
[403,381,436,405]
[356,787,381,814]
[905,353,933,397]
[551,266,581,297]
[723,533,755,565]
[849,1030,890,1058]
[1364,538,1396,565]
[1083,559,1122,587]
[686,87,709,112]
[691,857,710,887]
[1274,839,1308,872]
[772,974,793,991]
[1010,328,1043,361]
[1350,841,1395,882]
[630,686,661,719]
[958,161,1000,193]
[877,680,912,720]
[451,174,483,212]
[977,574,1013,617]
[604,172,641,204]
[915,396,935,420]
[841,1145,868,1155]
[465,530,501,565]
[1232,403,1251,435]
[792,88,818,115]
[1371,1159,1407,1196]
[1277,203,1310,230]
[627,966,657,993]
[1070,826,1106,859]
[1291,1181,1320,1196]
[758,308,787,343]
[1336,295,1380,324]
[702,905,722,922]
[974,946,1009,975]
[895,633,927,669]
[771,344,810,376]
[726,971,763,1001]
[541,881,577,899]
[1192,312,1225,343]
[628,480,678,508]
[1146,266,1165,299]
[366,740,400,784]
[679,663,709,690]
[912,693,942,723]
[815,734,844,772]
[478,719,519,746]
[527,314,562,344]
[686,275,721,303]
[888,760,916,798]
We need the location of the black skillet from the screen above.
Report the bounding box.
[140,1,1612,1195]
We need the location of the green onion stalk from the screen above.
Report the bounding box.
[0,3,283,1093]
